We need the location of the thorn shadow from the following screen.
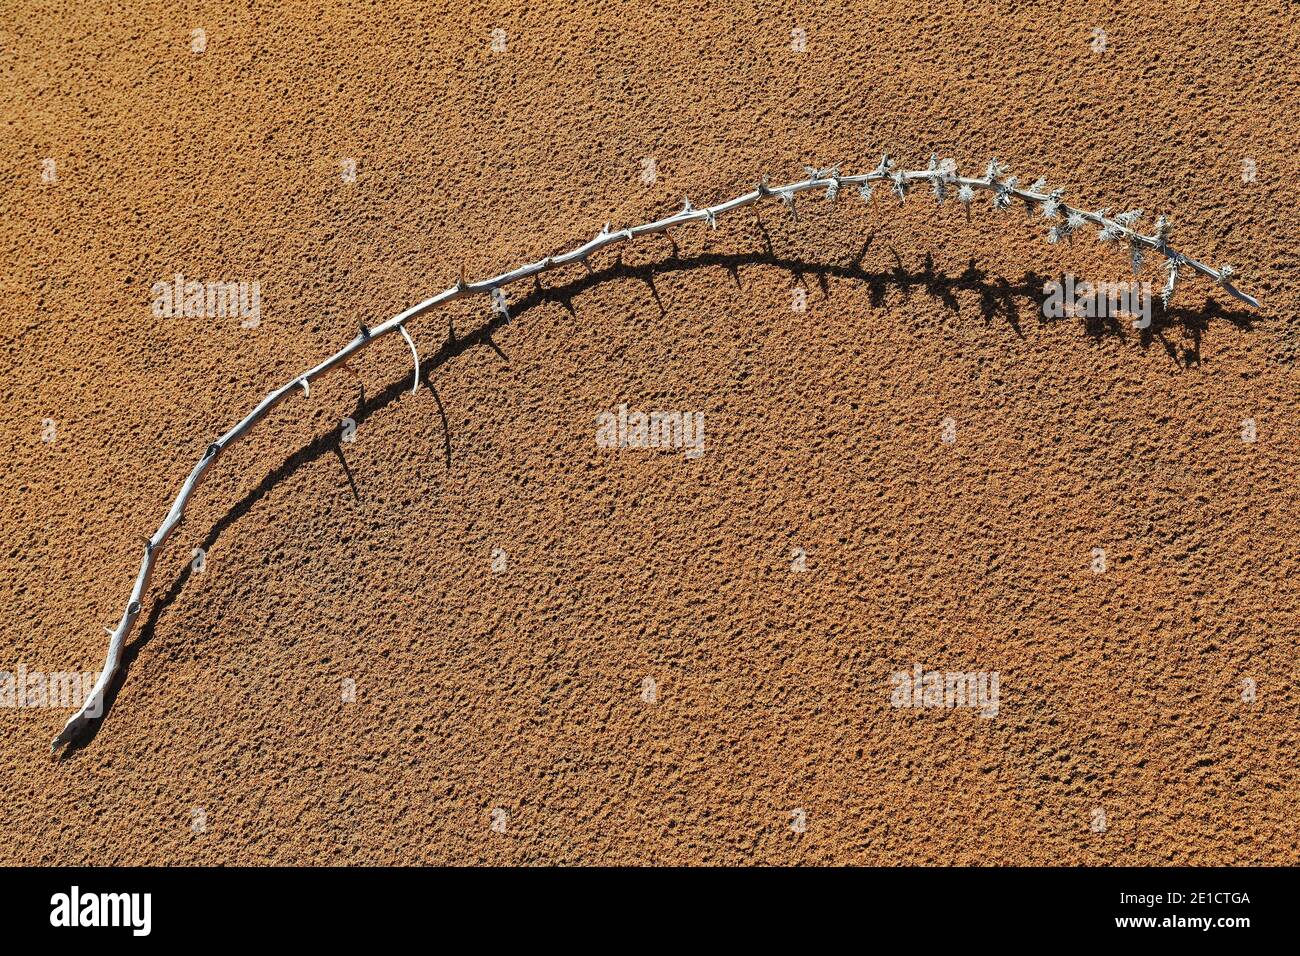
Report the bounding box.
[57,240,1260,755]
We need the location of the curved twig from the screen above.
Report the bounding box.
[51,155,1260,754]
[398,325,421,395]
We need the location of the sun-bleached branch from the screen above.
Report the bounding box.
[51,155,1260,755]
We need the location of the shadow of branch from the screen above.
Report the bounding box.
[58,241,1259,755]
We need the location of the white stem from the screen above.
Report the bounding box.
[51,160,1260,754]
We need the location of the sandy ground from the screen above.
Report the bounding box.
[2,0,1298,865]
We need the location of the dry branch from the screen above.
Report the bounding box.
[51,155,1260,754]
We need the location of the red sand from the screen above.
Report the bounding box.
[2,1,1298,864]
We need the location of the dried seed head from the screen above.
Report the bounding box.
[1114,209,1144,231]
[858,182,874,203]
[984,157,1010,182]
[1042,189,1065,219]
[1049,211,1085,244]
[1161,258,1181,308]
[992,176,1017,211]
[958,184,975,205]
[779,189,798,220]
[927,154,947,203]
[1153,215,1172,246]
[891,171,910,203]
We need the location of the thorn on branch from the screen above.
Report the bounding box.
[804,164,841,200]
[298,378,310,398]
[398,324,421,395]
[491,286,510,319]
[958,184,975,220]
[1097,218,1123,244]
[1161,257,1181,309]
[1048,211,1087,245]
[992,175,1017,211]
[779,190,798,221]
[891,171,910,203]
[1023,178,1047,217]
[1042,189,1065,220]
[1114,209,1144,232]
[1153,215,1172,249]
[984,157,1010,183]
[927,154,947,204]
